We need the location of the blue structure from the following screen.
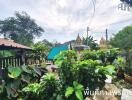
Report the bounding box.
[47,45,69,60]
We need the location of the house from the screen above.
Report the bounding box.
[72,34,90,51]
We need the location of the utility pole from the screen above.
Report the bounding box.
[106,29,108,48]
[87,27,89,45]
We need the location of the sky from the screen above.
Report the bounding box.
[0,0,132,43]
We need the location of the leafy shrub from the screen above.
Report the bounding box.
[76,60,109,92]
[55,50,77,87]
[39,73,61,100]
[22,83,40,99]
[23,73,61,100]
[55,50,116,98]
[80,50,97,61]
[105,48,120,64]
[65,81,84,100]
[0,65,41,99]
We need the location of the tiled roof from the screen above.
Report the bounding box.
[0,38,32,50]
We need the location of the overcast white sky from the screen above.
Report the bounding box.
[0,0,132,43]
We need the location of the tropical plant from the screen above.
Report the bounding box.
[55,50,77,87]
[23,73,61,100]
[105,48,120,64]
[80,50,97,61]
[97,50,106,64]
[39,73,61,100]
[22,83,40,99]
[0,65,41,99]
[75,60,105,92]
[83,36,99,50]
[65,81,84,100]
[114,57,126,70]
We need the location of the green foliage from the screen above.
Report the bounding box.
[30,42,50,61]
[8,67,22,79]
[96,65,116,76]
[22,83,40,93]
[0,65,41,99]
[105,48,120,64]
[0,11,44,46]
[55,50,116,98]
[23,73,61,100]
[76,60,107,92]
[39,73,60,100]
[0,51,15,57]
[22,83,40,99]
[83,36,99,50]
[80,49,120,65]
[80,50,97,61]
[55,50,77,87]
[110,26,132,50]
[65,81,84,100]
[114,57,126,70]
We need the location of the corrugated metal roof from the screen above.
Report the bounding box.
[0,38,32,50]
[47,45,68,60]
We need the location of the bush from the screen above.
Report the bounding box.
[55,50,116,98]
[76,60,115,93]
[55,50,77,87]
[22,73,61,100]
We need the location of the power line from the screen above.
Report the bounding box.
[92,18,132,32]
[88,0,96,27]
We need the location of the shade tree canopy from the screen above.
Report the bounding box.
[0,11,44,46]
[110,26,132,50]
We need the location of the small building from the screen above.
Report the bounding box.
[0,38,32,68]
[76,34,83,45]
[73,34,90,51]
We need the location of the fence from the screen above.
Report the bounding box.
[0,56,22,68]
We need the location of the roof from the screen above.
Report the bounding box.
[100,37,106,44]
[0,38,32,50]
[76,34,82,42]
[47,45,69,60]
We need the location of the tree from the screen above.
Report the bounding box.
[31,42,50,61]
[110,26,132,50]
[83,36,99,50]
[0,11,44,46]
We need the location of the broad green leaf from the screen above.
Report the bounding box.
[76,84,84,91]
[65,87,74,97]
[75,90,84,100]
[21,65,32,74]
[8,67,22,78]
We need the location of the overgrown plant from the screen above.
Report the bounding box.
[22,73,61,100]
[65,81,84,100]
[55,50,77,87]
[0,65,41,99]
[76,60,115,96]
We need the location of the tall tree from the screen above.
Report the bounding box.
[32,42,50,61]
[0,11,44,46]
[110,26,132,50]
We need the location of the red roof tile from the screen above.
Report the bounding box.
[0,38,32,50]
